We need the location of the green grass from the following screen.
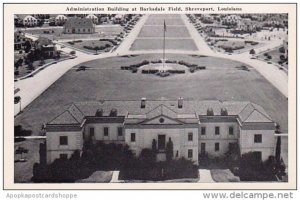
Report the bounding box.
[25,26,123,40]
[14,139,45,183]
[138,26,190,38]
[130,39,197,51]
[257,47,288,69]
[145,15,185,26]
[62,40,114,53]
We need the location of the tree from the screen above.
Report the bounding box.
[94,46,100,54]
[24,41,32,53]
[275,124,281,163]
[152,139,157,153]
[16,146,29,161]
[249,49,256,55]
[56,51,61,59]
[166,137,174,161]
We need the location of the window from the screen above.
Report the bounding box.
[188,132,193,141]
[201,143,206,153]
[229,142,235,151]
[254,134,262,143]
[118,127,123,136]
[59,136,68,145]
[215,143,220,151]
[59,154,68,159]
[131,133,136,142]
[158,135,166,150]
[89,127,95,137]
[201,127,206,135]
[215,126,220,135]
[188,149,193,158]
[229,126,234,135]
[104,127,109,137]
[83,28,85,32]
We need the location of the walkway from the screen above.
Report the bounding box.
[198,169,215,183]
[110,171,124,183]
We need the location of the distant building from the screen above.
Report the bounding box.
[86,14,98,24]
[22,15,38,27]
[34,37,57,58]
[63,18,95,34]
[45,98,276,164]
[55,14,68,26]
[14,31,31,50]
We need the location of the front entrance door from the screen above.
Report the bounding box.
[201,143,206,154]
[158,135,166,150]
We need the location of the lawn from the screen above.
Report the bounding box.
[25,25,123,40]
[138,26,191,38]
[257,46,288,69]
[62,40,115,54]
[14,52,71,79]
[209,38,265,54]
[145,14,185,26]
[130,39,198,51]
[14,139,45,183]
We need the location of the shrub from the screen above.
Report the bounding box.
[132,67,137,73]
[279,46,285,53]
[70,51,76,55]
[249,49,256,54]
[280,55,286,61]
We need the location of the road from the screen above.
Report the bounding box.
[14,14,288,116]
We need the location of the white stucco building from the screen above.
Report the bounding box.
[55,14,68,26]
[45,98,276,164]
[22,15,38,27]
[86,14,98,24]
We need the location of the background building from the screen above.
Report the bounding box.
[63,17,95,34]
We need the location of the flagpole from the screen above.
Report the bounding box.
[163,20,165,71]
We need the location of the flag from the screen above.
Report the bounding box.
[164,20,166,32]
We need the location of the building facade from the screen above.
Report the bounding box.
[22,15,38,27]
[63,17,95,34]
[55,14,68,26]
[45,98,276,164]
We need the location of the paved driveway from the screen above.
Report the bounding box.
[198,169,215,183]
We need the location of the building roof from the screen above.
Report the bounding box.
[64,17,94,29]
[86,14,98,19]
[56,14,67,19]
[47,99,273,126]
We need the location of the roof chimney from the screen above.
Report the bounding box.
[95,108,103,117]
[221,108,228,116]
[207,108,214,116]
[141,97,146,108]
[178,97,183,108]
